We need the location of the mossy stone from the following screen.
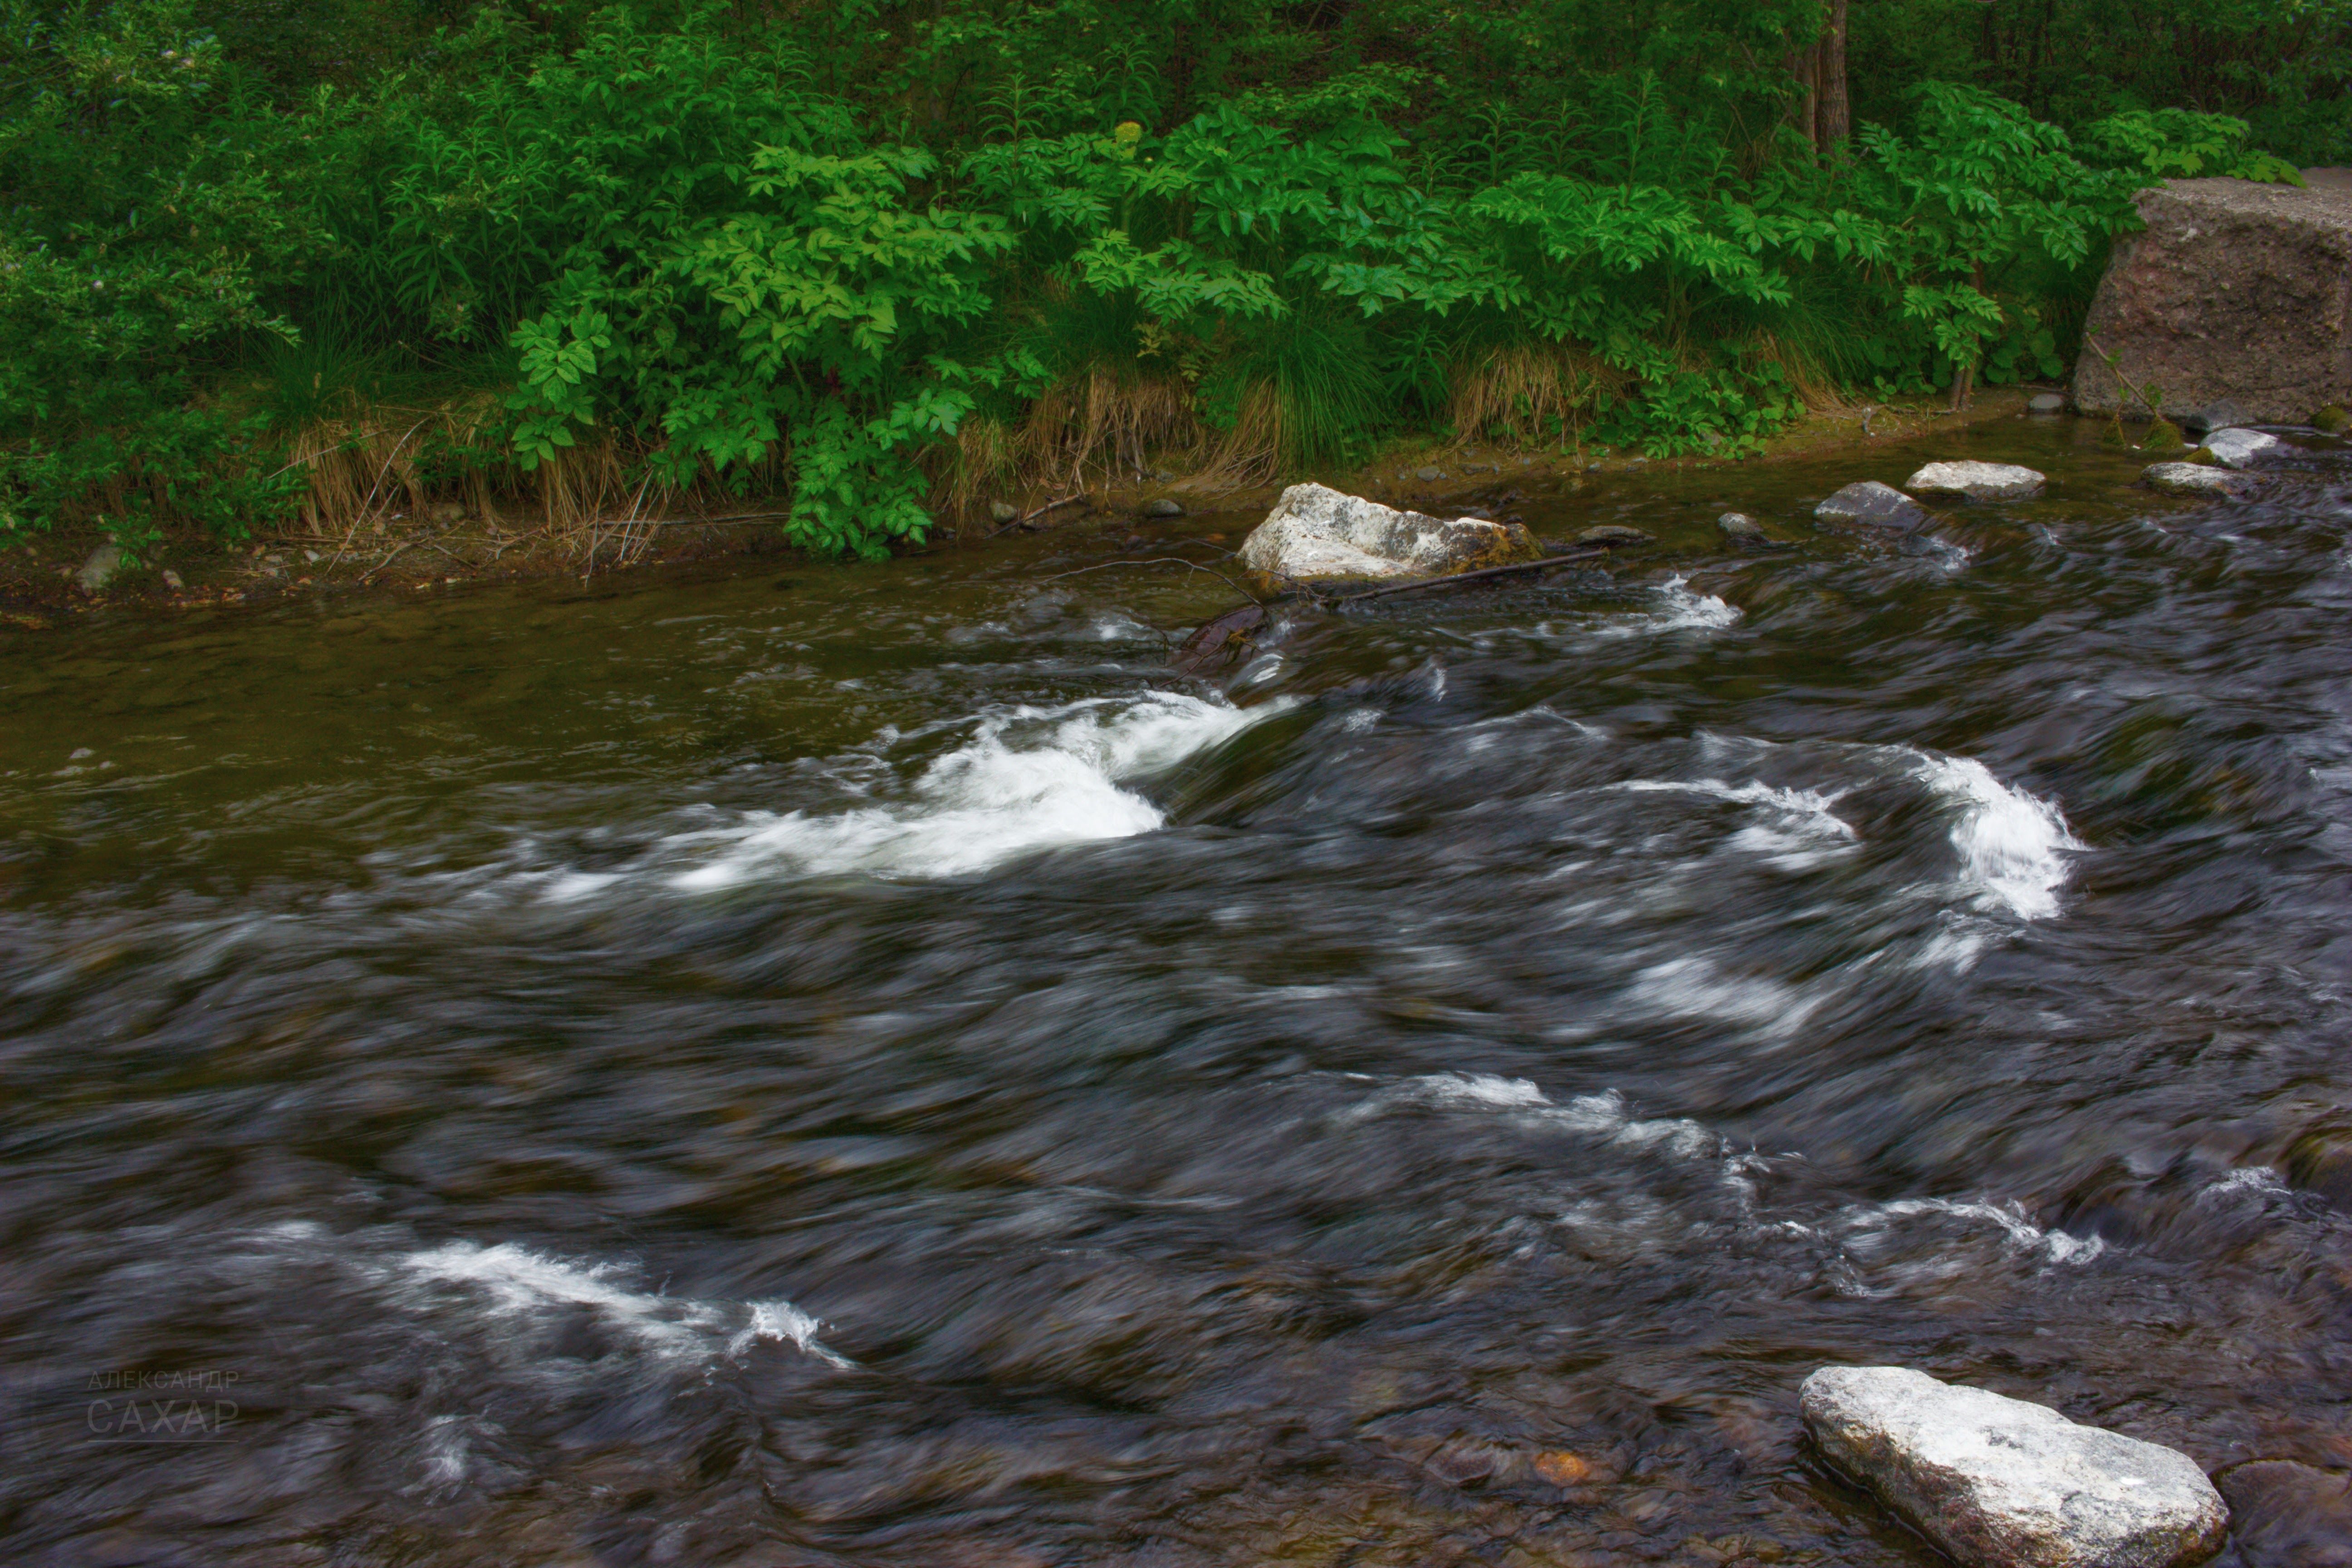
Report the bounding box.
[2314,405,2352,434]
[2140,418,2188,453]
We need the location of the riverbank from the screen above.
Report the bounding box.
[0,387,2046,627]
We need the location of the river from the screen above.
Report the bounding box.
[2,421,2347,1565]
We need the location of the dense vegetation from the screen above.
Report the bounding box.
[1,0,2335,560]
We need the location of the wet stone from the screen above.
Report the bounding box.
[1237,482,1540,582]
[1814,480,1929,533]
[2198,428,2283,469]
[2217,1460,2352,1567]
[1907,461,2047,502]
[1171,603,1268,673]
[1577,525,1654,547]
[1142,497,1185,518]
[1801,1366,2228,1568]
[2029,392,2068,416]
[2144,462,2262,497]
[2284,1124,2352,1209]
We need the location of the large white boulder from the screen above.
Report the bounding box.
[1237,484,1541,583]
[1801,1366,2227,1568]
[1907,461,2046,501]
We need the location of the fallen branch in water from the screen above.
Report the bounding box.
[990,494,1086,537]
[1039,557,1269,603]
[1320,547,1609,605]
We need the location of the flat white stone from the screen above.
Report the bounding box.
[1238,483,1539,583]
[1907,460,2046,501]
[1801,1366,2227,1568]
[2143,462,2259,496]
[2199,427,2281,469]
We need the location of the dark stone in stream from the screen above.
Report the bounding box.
[1016,591,1069,627]
[1142,497,1185,518]
[1815,481,1930,534]
[1718,513,1787,549]
[2284,1124,2352,1209]
[1577,525,1653,547]
[1173,603,1268,673]
[2218,1461,2352,1566]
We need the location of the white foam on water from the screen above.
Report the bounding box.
[1624,955,1821,1044]
[1648,574,1743,631]
[1904,753,2085,920]
[667,692,1273,888]
[2195,1167,2289,1205]
[1614,777,1856,868]
[1838,1196,2105,1269]
[388,1240,850,1367]
[1371,1074,1715,1157]
[1586,575,1742,639]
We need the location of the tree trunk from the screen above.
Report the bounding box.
[1818,0,1850,147]
[1788,41,1820,150]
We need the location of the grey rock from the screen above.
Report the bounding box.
[1718,512,1784,549]
[74,543,124,594]
[1801,1366,2228,1568]
[1907,460,2047,502]
[2198,427,2282,469]
[2177,399,2253,437]
[2144,461,2263,497]
[1414,466,1444,483]
[2074,178,2352,425]
[1015,591,1069,626]
[1237,482,1542,583]
[2028,392,2068,416]
[1142,497,1185,518]
[2218,1460,2352,1567]
[988,501,1019,524]
[1815,480,1930,533]
[1577,525,1654,547]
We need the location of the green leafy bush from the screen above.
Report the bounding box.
[0,0,2331,563]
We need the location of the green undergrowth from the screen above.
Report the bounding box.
[0,0,2325,562]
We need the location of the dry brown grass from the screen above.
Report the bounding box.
[1748,331,1862,415]
[1197,380,1285,487]
[1018,366,1200,489]
[1446,343,1625,448]
[270,387,773,571]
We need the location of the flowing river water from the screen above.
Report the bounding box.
[4,421,2351,1566]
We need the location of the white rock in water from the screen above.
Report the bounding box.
[1801,1366,2228,1568]
[2144,462,2261,497]
[2198,427,2281,469]
[1907,460,2046,501]
[1237,483,1540,583]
